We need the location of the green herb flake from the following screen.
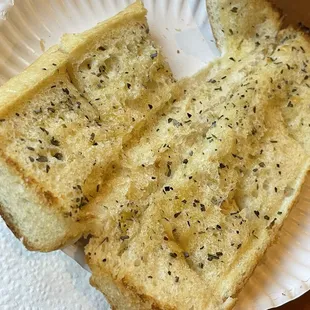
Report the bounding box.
[53,153,64,161]
[169,252,178,258]
[36,156,48,163]
[231,7,238,13]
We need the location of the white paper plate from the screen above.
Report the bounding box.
[0,1,309,309]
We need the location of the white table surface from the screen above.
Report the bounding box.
[0,217,109,310]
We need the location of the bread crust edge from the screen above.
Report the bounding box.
[0,202,81,252]
[224,166,310,309]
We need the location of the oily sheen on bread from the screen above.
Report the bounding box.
[85,0,310,309]
[0,0,309,309]
[0,1,173,251]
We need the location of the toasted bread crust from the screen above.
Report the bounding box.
[0,203,26,246]
[0,203,78,252]
[121,277,177,310]
[60,0,146,57]
[0,153,83,252]
[0,152,60,208]
[206,0,282,53]
[226,168,310,308]
[206,1,222,52]
[0,45,68,116]
[89,270,178,310]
